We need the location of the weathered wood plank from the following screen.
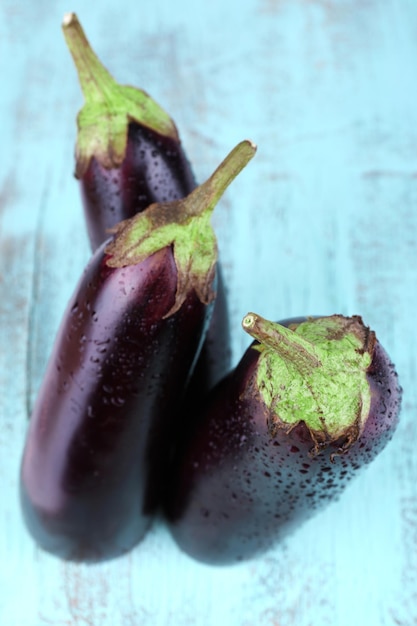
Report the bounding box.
[1,0,416,624]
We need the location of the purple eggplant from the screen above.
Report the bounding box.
[62,13,231,391]
[20,140,256,562]
[62,12,196,251]
[165,313,402,565]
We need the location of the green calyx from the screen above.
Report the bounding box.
[105,140,256,317]
[62,13,179,178]
[242,313,376,455]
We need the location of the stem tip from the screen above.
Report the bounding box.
[62,12,76,27]
[242,313,257,330]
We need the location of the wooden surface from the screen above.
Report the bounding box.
[1,1,416,624]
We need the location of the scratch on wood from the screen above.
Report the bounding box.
[389,417,417,624]
[0,171,19,220]
[25,177,50,419]
[63,562,110,626]
[260,0,375,18]
[362,170,417,179]
[242,552,335,626]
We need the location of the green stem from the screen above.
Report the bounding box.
[180,140,257,220]
[62,13,116,105]
[242,313,321,374]
[61,12,178,176]
[105,140,257,316]
[242,313,375,452]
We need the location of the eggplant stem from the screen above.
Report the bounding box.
[181,140,257,221]
[62,13,117,104]
[242,312,321,375]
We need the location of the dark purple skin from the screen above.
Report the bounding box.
[20,243,214,562]
[81,123,196,252]
[164,317,402,565]
[80,122,230,394]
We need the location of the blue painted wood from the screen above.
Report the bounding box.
[1,0,416,624]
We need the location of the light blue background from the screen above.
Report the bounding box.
[1,1,416,624]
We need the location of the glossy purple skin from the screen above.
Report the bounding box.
[20,244,213,562]
[80,121,230,393]
[81,123,196,251]
[164,317,402,565]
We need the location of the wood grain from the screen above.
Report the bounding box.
[1,0,416,624]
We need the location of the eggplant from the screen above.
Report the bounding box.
[165,313,402,565]
[62,12,196,250]
[62,13,231,391]
[20,140,256,562]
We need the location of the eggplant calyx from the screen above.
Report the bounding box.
[105,140,256,317]
[242,313,376,455]
[62,12,178,178]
